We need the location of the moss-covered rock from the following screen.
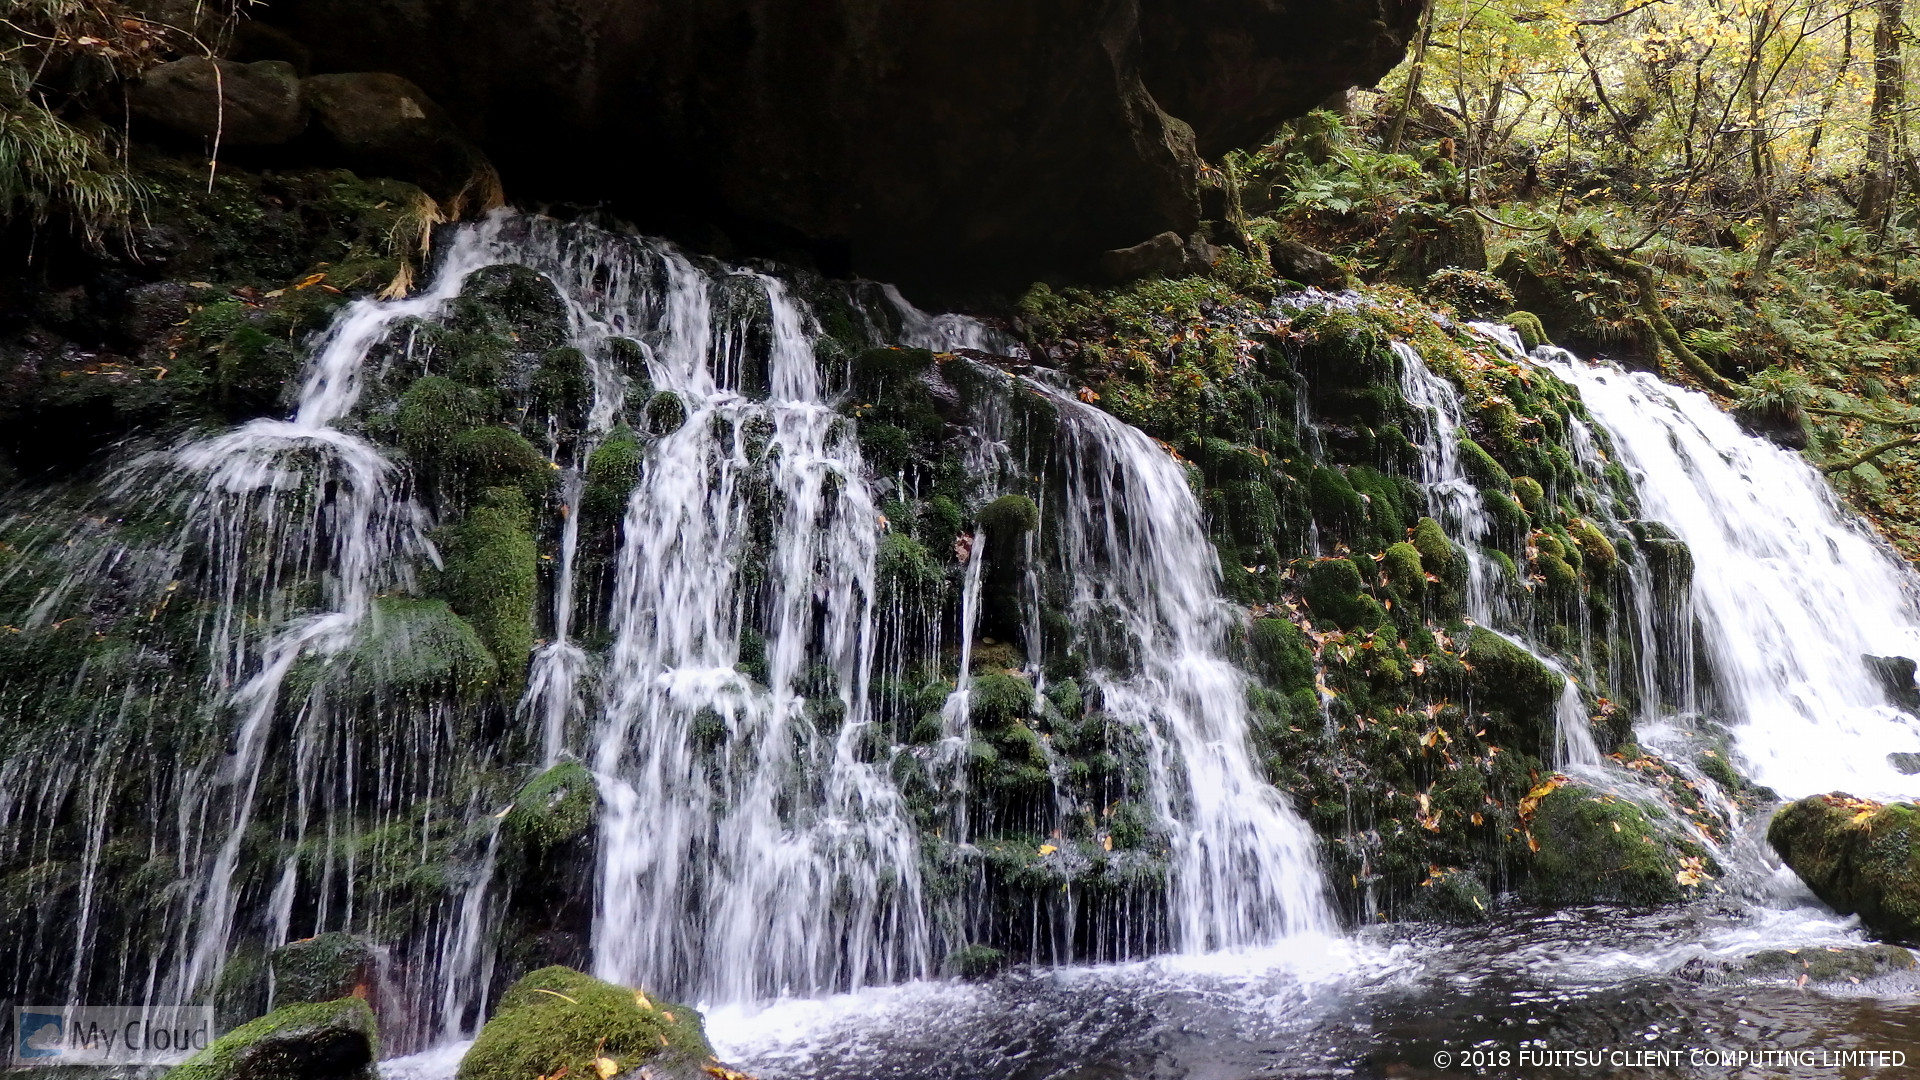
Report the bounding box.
[450,426,555,505]
[1249,618,1316,694]
[1511,476,1545,516]
[1406,867,1492,924]
[1569,519,1618,571]
[1463,627,1563,727]
[643,390,688,435]
[1525,783,1694,906]
[977,494,1040,539]
[269,934,376,1007]
[170,998,377,1080]
[439,487,540,698]
[506,762,599,853]
[1458,438,1512,493]
[398,377,496,467]
[457,966,711,1080]
[582,426,643,525]
[1302,558,1384,631]
[1506,311,1549,351]
[1412,517,1455,579]
[1382,542,1425,602]
[331,598,496,703]
[1769,794,1920,943]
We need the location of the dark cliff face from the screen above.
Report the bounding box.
[261,0,1420,295]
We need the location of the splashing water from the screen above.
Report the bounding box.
[1543,358,1920,800]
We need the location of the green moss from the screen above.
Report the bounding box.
[948,944,1007,981]
[1383,542,1425,602]
[970,672,1034,726]
[978,494,1041,539]
[1301,558,1384,631]
[1412,517,1455,578]
[1512,476,1545,515]
[439,487,539,698]
[1406,868,1492,924]
[398,377,496,467]
[1769,796,1920,942]
[329,598,495,703]
[1570,519,1618,570]
[170,998,377,1080]
[1457,438,1512,493]
[1526,784,1690,906]
[1484,490,1531,544]
[582,427,642,524]
[644,390,688,435]
[457,967,711,1080]
[1464,626,1564,724]
[1308,468,1367,539]
[269,933,374,1006]
[449,426,555,505]
[506,762,598,853]
[1537,552,1580,599]
[531,347,590,425]
[878,533,944,599]
[1249,618,1316,694]
[1507,311,1549,351]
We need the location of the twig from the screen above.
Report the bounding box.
[1823,433,1920,474]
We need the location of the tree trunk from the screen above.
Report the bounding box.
[1860,0,1904,233]
[1386,0,1436,153]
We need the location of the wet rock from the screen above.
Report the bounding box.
[270,933,377,1006]
[1462,627,1563,728]
[130,58,308,146]
[264,0,1423,294]
[1866,655,1920,712]
[170,998,378,1080]
[1891,752,1920,776]
[1524,782,1702,906]
[1769,793,1920,943]
[506,762,599,853]
[1743,943,1917,984]
[303,73,495,204]
[1268,237,1350,289]
[457,967,713,1080]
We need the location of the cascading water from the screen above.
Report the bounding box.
[1038,384,1335,949]
[1544,357,1920,800]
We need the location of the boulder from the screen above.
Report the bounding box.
[1769,793,1920,942]
[1269,238,1350,289]
[130,58,307,146]
[170,998,377,1080]
[1524,781,1707,906]
[269,932,376,1006]
[1099,231,1193,282]
[261,0,1425,294]
[303,73,497,206]
[457,967,714,1080]
[1867,654,1920,712]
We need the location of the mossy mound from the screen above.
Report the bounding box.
[977,494,1041,538]
[1406,867,1493,924]
[1506,311,1549,351]
[1769,794,1920,943]
[438,487,540,697]
[449,426,555,505]
[505,762,599,853]
[582,427,643,525]
[170,998,377,1080]
[269,934,376,1006]
[1457,438,1512,493]
[1301,558,1383,631]
[1524,783,1698,906]
[1463,627,1563,732]
[398,377,496,466]
[331,598,496,703]
[1382,542,1425,602]
[456,966,712,1080]
[1249,618,1315,694]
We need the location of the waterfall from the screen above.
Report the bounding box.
[1038,383,1335,948]
[1391,339,1602,769]
[1543,358,1920,800]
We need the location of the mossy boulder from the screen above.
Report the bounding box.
[269,934,376,1007]
[398,377,495,466]
[977,494,1040,539]
[450,426,555,505]
[582,427,643,525]
[1406,868,1492,924]
[1525,783,1693,906]
[1412,517,1456,579]
[331,598,496,703]
[948,944,1007,981]
[506,762,599,853]
[1457,438,1512,493]
[457,967,711,1080]
[1463,627,1563,727]
[438,487,540,698]
[1569,519,1618,571]
[1249,618,1315,694]
[170,998,376,1080]
[1382,542,1425,602]
[1769,794,1920,942]
[1301,558,1384,631]
[643,390,688,435]
[1506,310,1550,351]
[1511,476,1545,516]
